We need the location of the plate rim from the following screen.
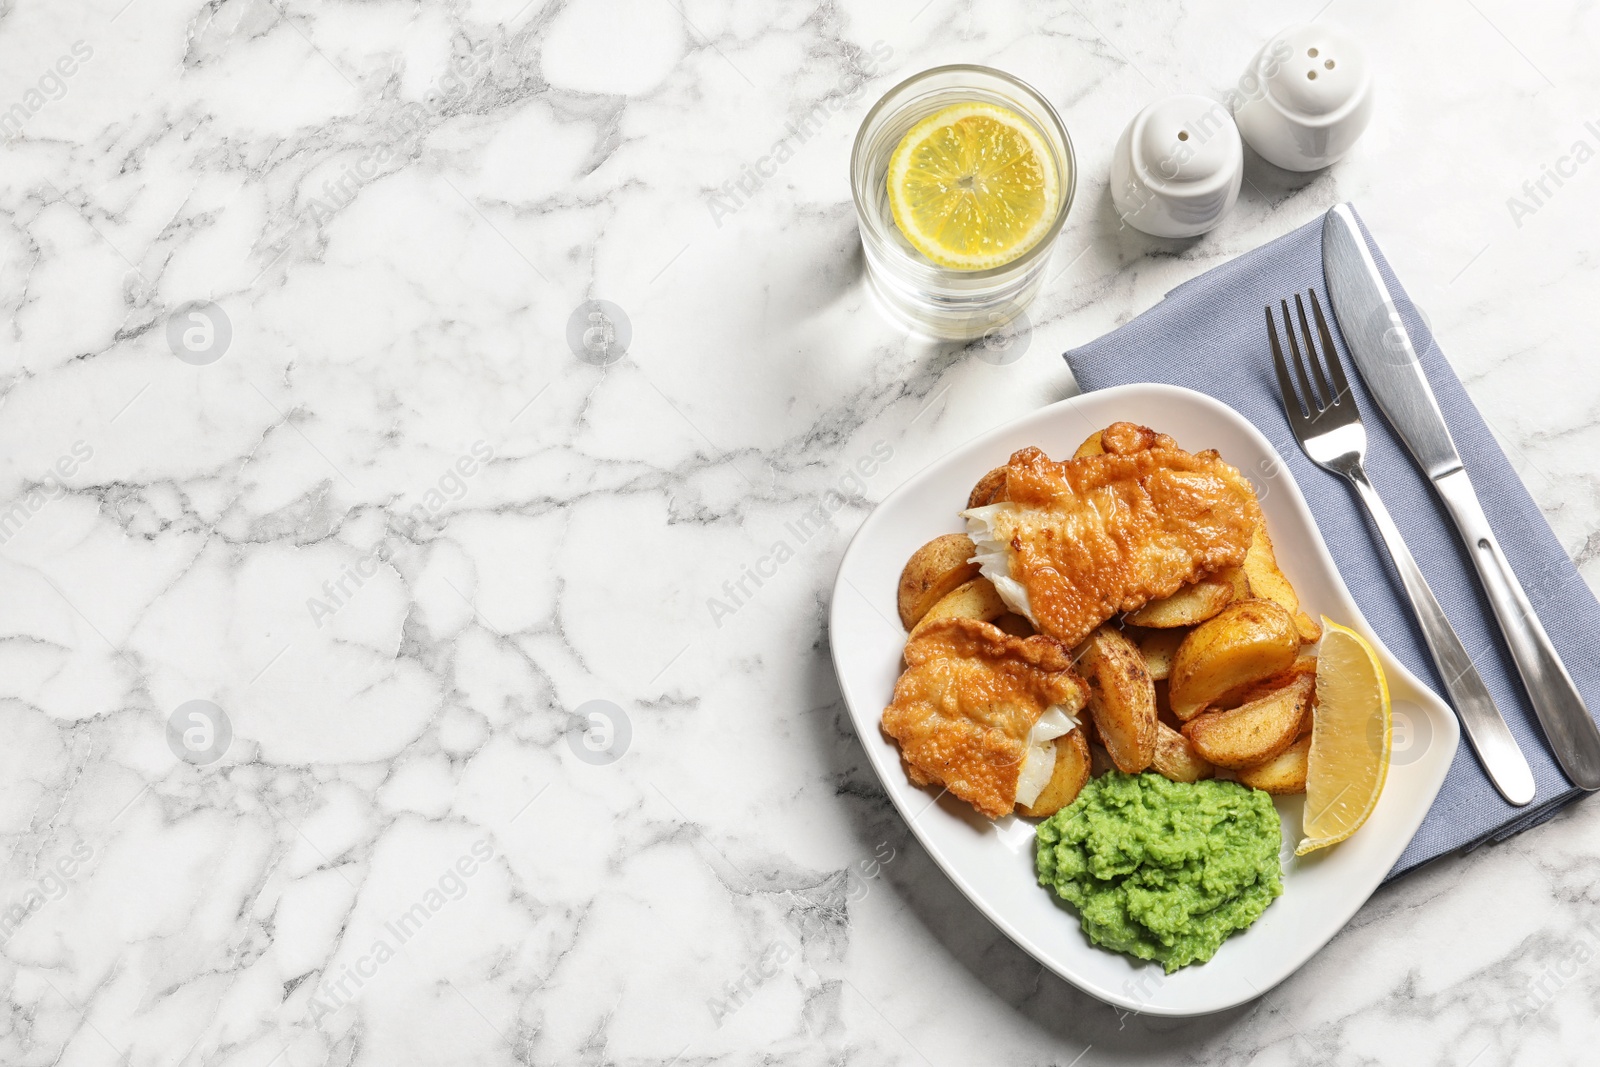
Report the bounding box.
[827,382,1459,1016]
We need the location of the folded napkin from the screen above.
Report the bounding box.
[1064,207,1600,880]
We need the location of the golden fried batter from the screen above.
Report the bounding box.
[967,425,1260,649]
[1099,420,1178,455]
[881,617,1087,819]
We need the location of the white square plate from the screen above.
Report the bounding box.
[829,383,1458,1016]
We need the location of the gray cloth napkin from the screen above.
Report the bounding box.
[1063,207,1600,880]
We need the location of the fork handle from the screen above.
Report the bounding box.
[1344,463,1537,805]
[1432,469,1600,791]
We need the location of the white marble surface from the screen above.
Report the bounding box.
[2,0,1598,1063]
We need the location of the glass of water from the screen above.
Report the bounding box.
[851,65,1075,341]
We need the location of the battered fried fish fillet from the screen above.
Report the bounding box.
[882,617,1087,819]
[964,424,1260,649]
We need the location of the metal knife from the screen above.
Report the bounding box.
[1322,203,1600,791]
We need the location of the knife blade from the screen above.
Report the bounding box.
[1322,203,1600,791]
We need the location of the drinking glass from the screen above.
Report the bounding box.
[851,65,1075,341]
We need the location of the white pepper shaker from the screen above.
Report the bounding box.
[1231,24,1373,172]
[1110,95,1243,238]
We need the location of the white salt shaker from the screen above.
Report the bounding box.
[1110,95,1243,238]
[1231,24,1373,171]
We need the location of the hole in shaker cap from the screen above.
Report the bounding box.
[1307,70,1318,79]
[1177,130,1189,141]
[1308,47,1319,57]
[1325,59,1335,69]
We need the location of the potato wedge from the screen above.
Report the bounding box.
[1017,728,1091,817]
[1169,599,1300,720]
[1077,626,1157,772]
[1215,651,1319,710]
[907,577,1008,641]
[897,534,981,630]
[1182,673,1314,769]
[1152,722,1214,783]
[1293,611,1323,644]
[1241,524,1294,604]
[1237,734,1310,794]
[1138,629,1186,681]
[1221,565,1250,600]
[1241,525,1322,643]
[1125,574,1236,628]
[967,466,1007,509]
[1073,430,1105,458]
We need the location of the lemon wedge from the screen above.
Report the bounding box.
[1297,618,1391,856]
[886,102,1059,271]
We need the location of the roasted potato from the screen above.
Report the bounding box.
[1169,599,1300,720]
[1240,524,1290,601]
[1073,430,1105,458]
[1152,721,1214,783]
[1225,565,1252,600]
[1241,524,1322,643]
[1077,626,1158,773]
[1139,629,1185,681]
[1125,570,1239,628]
[1182,673,1314,769]
[1293,613,1323,644]
[1237,734,1310,794]
[897,534,981,630]
[967,466,1007,509]
[1018,727,1092,817]
[907,577,1008,641]
[1216,651,1319,711]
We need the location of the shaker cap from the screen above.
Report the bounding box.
[1259,24,1369,120]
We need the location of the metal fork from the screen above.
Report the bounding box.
[1269,290,1535,806]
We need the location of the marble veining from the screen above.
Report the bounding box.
[1,0,1598,1064]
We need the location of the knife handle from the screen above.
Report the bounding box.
[1433,468,1600,790]
[1343,465,1536,804]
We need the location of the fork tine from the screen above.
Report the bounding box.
[1266,305,1305,421]
[1309,290,1349,401]
[1280,299,1319,412]
[1294,293,1334,409]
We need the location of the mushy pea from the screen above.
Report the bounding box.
[1035,771,1283,973]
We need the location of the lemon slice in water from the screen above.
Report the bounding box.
[886,102,1059,272]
